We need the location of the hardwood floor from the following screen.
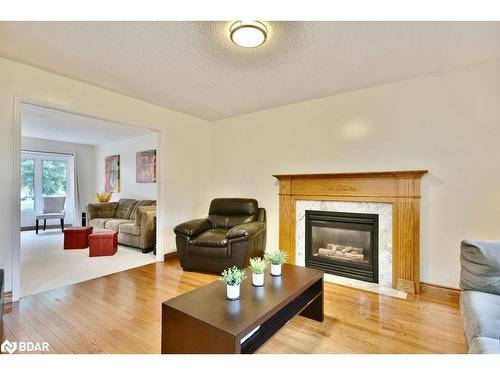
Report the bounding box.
[2,259,467,354]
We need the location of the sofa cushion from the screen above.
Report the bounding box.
[461,290,500,344]
[104,219,134,231]
[468,337,500,354]
[119,222,141,236]
[190,228,228,247]
[130,200,156,221]
[460,240,500,294]
[89,218,110,228]
[114,199,138,219]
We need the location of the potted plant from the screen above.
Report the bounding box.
[249,257,268,287]
[219,266,246,300]
[265,250,287,276]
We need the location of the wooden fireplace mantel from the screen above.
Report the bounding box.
[273,170,428,294]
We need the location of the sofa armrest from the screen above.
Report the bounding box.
[460,239,500,294]
[174,218,212,238]
[87,202,118,220]
[135,205,157,226]
[226,222,266,240]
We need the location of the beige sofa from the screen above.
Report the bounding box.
[87,199,156,252]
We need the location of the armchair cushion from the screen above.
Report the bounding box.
[226,222,266,240]
[460,240,500,294]
[174,218,212,237]
[191,229,229,248]
[208,214,256,228]
[208,198,258,228]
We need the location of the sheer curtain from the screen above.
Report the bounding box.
[71,154,81,227]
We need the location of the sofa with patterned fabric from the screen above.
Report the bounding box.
[87,199,156,252]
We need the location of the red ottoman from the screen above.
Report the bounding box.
[64,227,93,249]
[89,231,118,257]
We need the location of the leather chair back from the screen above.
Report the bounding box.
[208,198,258,228]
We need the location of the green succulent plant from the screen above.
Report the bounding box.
[265,250,287,265]
[249,257,268,274]
[219,266,246,286]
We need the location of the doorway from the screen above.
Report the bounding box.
[17,102,162,298]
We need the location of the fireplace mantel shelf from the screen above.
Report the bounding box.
[273,170,428,179]
[273,170,428,294]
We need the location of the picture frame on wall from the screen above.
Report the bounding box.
[136,149,157,183]
[104,154,120,192]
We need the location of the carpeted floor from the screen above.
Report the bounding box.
[20,229,156,297]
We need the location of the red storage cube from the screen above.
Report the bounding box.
[89,231,118,257]
[64,227,93,249]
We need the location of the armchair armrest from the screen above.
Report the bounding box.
[174,218,211,237]
[226,222,266,240]
[87,202,118,219]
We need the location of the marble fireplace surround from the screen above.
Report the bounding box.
[295,200,397,297]
[273,170,427,294]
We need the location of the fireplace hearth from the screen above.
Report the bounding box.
[305,210,379,283]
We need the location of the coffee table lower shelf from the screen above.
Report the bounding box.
[241,283,323,354]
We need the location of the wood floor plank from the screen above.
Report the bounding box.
[2,259,467,354]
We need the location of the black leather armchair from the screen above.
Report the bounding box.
[174,198,266,273]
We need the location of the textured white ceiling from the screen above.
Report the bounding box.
[2,22,500,120]
[21,103,153,145]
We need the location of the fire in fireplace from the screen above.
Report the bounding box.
[305,210,379,283]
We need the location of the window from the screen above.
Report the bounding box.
[20,151,74,229]
[42,160,67,197]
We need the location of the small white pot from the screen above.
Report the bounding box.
[252,272,265,286]
[226,284,241,300]
[271,264,282,276]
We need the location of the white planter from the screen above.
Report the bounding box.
[226,284,241,300]
[252,272,265,286]
[271,264,282,276]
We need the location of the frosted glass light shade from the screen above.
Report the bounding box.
[230,21,267,48]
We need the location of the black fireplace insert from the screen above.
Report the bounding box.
[305,210,379,283]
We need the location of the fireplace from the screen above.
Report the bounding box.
[305,210,379,283]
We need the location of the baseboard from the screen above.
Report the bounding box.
[164,251,178,261]
[21,224,72,231]
[420,282,461,304]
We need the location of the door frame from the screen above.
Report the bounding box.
[11,95,166,301]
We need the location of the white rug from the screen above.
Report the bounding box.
[21,229,156,297]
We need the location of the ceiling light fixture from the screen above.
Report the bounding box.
[230,21,267,48]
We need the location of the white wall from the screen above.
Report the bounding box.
[95,133,159,201]
[20,136,96,227]
[210,59,500,288]
[3,54,500,292]
[0,57,212,295]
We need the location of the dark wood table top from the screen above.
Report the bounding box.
[163,263,323,338]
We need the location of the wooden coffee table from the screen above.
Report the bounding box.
[161,263,323,354]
